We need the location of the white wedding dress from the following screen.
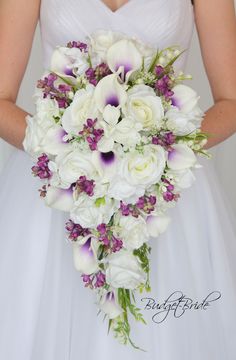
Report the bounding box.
[0,0,236,359]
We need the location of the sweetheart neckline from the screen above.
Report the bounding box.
[98,0,133,14]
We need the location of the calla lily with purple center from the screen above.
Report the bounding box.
[92,149,118,183]
[40,126,70,155]
[171,84,200,113]
[99,290,123,319]
[107,39,143,81]
[94,74,127,113]
[50,46,88,79]
[167,144,197,170]
[44,186,74,212]
[72,235,99,275]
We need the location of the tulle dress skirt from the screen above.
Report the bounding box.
[0,148,236,360]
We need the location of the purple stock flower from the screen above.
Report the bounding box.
[94,272,106,288]
[75,175,95,197]
[119,195,156,217]
[81,271,106,289]
[85,63,111,85]
[155,74,174,101]
[67,41,88,52]
[79,118,104,151]
[136,195,157,214]
[37,72,72,108]
[32,154,52,180]
[111,236,123,253]
[155,65,165,77]
[161,178,180,203]
[97,223,107,235]
[65,219,90,241]
[119,201,139,218]
[152,131,176,150]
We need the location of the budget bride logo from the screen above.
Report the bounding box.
[141,290,222,324]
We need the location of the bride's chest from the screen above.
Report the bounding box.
[40,0,194,69]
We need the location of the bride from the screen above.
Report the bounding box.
[0,0,236,359]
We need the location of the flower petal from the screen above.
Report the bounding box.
[107,39,142,81]
[146,215,171,237]
[94,74,127,112]
[45,186,74,212]
[72,236,99,274]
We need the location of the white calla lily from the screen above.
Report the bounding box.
[171,84,200,113]
[107,39,142,81]
[99,291,123,319]
[167,144,197,170]
[72,235,99,274]
[40,125,71,155]
[94,74,127,112]
[51,46,88,77]
[44,186,74,212]
[146,215,171,237]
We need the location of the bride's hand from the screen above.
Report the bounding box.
[0,0,40,150]
[194,0,236,148]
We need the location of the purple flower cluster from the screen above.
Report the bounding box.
[154,65,174,101]
[65,219,90,241]
[32,154,51,180]
[120,195,157,217]
[119,201,140,218]
[85,63,111,86]
[66,40,88,52]
[82,271,106,289]
[79,118,104,150]
[162,178,180,202]
[97,223,123,253]
[39,185,47,198]
[75,175,95,196]
[37,73,72,108]
[136,195,157,214]
[152,131,176,150]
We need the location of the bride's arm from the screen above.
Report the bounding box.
[0,0,40,150]
[194,0,236,148]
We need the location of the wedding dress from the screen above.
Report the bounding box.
[0,0,236,359]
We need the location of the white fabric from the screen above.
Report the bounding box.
[0,1,236,359]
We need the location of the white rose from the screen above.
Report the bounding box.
[118,216,149,250]
[34,97,60,122]
[57,150,97,188]
[90,30,123,61]
[170,169,196,189]
[23,115,52,157]
[61,85,98,135]
[105,249,146,289]
[121,144,166,187]
[124,84,164,129]
[166,107,202,136]
[70,195,118,228]
[146,214,171,237]
[107,176,145,204]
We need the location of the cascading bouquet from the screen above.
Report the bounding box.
[23,30,210,350]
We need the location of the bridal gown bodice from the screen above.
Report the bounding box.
[0,1,236,360]
[40,0,194,71]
